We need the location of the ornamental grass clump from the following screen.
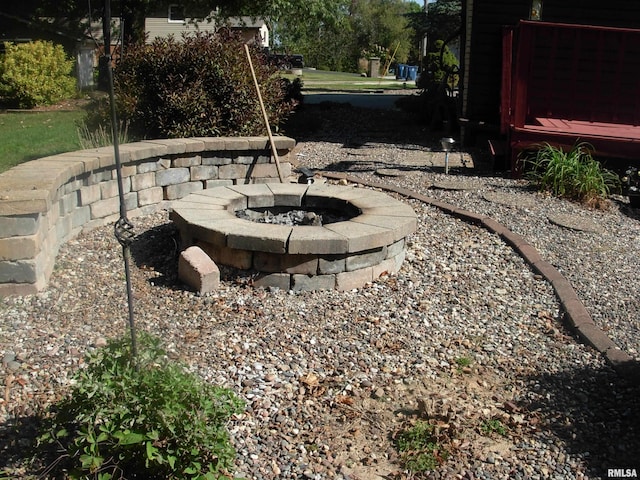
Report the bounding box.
[524,142,620,208]
[38,333,244,480]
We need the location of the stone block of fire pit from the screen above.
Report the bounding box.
[170,184,418,290]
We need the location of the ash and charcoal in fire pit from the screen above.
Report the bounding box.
[235,206,352,226]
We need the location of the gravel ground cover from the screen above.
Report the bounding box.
[1,99,639,479]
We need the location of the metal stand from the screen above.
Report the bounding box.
[103,0,138,365]
[440,137,456,174]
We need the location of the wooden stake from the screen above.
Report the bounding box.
[379,41,401,83]
[244,44,285,183]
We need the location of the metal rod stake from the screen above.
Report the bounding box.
[104,0,138,365]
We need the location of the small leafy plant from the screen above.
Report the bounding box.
[394,420,448,473]
[38,333,244,479]
[524,142,620,208]
[480,418,507,437]
[454,357,472,367]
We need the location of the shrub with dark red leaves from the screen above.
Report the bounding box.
[110,30,299,139]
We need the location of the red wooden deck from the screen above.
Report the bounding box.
[534,118,640,137]
[501,20,640,175]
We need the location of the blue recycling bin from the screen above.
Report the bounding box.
[396,63,407,80]
[406,65,418,81]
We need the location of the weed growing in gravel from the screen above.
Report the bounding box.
[394,420,449,473]
[524,142,620,208]
[480,418,507,437]
[454,356,472,372]
[37,332,244,479]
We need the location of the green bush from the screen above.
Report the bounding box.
[524,142,621,207]
[103,31,297,140]
[417,40,459,90]
[0,40,77,108]
[411,40,459,128]
[38,333,244,479]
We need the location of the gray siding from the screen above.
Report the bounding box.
[145,14,268,46]
[145,16,216,42]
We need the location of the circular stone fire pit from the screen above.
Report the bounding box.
[170,183,417,291]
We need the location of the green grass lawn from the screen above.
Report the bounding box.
[0,110,86,173]
[283,68,417,92]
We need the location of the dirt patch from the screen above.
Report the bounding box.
[27,97,93,112]
[299,362,538,478]
[2,93,102,113]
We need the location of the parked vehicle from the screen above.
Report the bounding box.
[264,49,304,69]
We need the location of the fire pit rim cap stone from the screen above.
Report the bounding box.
[170,184,417,257]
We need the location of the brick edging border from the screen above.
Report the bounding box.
[322,172,639,379]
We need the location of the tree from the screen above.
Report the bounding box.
[426,0,461,45]
[3,0,439,73]
[271,0,419,72]
[271,0,354,71]
[406,0,461,56]
[349,0,417,67]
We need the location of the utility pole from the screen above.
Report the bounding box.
[98,0,112,90]
[420,0,429,67]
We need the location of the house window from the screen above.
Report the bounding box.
[168,4,185,22]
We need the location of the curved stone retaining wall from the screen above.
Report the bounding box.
[0,136,296,297]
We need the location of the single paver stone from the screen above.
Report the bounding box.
[178,246,220,293]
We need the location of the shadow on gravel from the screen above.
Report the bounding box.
[615,200,640,222]
[314,159,435,175]
[283,102,442,149]
[130,222,181,288]
[0,413,45,477]
[517,364,640,477]
[283,102,501,176]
